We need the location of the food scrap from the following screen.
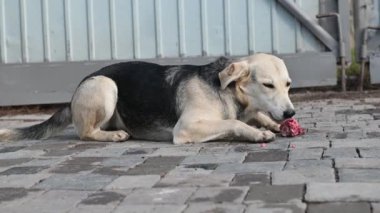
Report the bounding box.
[280,118,305,137]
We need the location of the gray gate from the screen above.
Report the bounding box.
[354,0,380,86]
[0,0,349,106]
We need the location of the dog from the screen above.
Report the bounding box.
[0,53,295,144]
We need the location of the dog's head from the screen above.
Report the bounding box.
[219,53,295,121]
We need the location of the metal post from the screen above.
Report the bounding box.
[316,13,346,92]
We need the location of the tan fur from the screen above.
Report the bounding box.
[173,53,293,144]
[0,129,14,142]
[71,76,129,142]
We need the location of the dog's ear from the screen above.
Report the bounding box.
[218,61,250,90]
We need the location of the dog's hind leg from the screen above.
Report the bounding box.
[71,76,129,142]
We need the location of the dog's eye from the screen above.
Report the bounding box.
[263,83,275,89]
[286,82,291,87]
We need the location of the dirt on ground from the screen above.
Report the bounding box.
[290,89,380,102]
[1,89,380,116]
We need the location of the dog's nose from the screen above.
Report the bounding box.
[283,109,295,119]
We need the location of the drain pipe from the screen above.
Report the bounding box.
[316,13,346,92]
[359,26,380,91]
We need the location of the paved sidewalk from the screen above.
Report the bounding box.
[0,97,380,212]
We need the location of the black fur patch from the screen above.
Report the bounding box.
[85,57,232,133]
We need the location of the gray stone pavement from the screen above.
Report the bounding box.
[0,97,380,212]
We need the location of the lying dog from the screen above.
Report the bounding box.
[0,53,295,144]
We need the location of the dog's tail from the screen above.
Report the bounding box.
[0,106,72,142]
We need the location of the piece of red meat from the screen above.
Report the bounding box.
[280,118,305,137]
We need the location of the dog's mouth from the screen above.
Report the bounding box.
[268,112,283,123]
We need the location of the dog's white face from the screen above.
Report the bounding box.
[219,53,295,122]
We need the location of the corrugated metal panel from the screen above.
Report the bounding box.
[0,0,325,64]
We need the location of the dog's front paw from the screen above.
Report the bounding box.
[256,130,276,142]
[111,130,130,142]
[269,124,280,133]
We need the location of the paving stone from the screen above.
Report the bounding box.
[75,146,127,157]
[92,166,131,176]
[114,204,187,213]
[80,191,126,205]
[327,132,348,139]
[0,190,89,213]
[245,185,304,203]
[0,173,52,188]
[122,187,196,204]
[184,204,245,213]
[126,156,185,176]
[25,142,70,151]
[122,148,156,155]
[305,183,380,202]
[332,139,380,148]
[360,148,380,158]
[155,173,234,187]
[61,157,107,165]
[181,153,246,165]
[34,174,116,190]
[1,99,380,211]
[0,149,45,159]
[372,203,380,213]
[214,162,286,174]
[0,188,44,208]
[184,163,218,170]
[102,156,145,167]
[0,146,26,153]
[289,141,329,149]
[43,149,79,157]
[323,148,359,159]
[67,142,107,150]
[69,204,116,213]
[230,173,270,186]
[20,158,64,167]
[284,159,332,170]
[308,202,371,213]
[348,114,373,121]
[233,142,290,152]
[339,169,380,182]
[165,164,215,176]
[246,201,306,213]
[316,121,345,128]
[272,168,335,185]
[335,158,380,169]
[343,125,365,133]
[106,175,161,189]
[50,164,98,174]
[1,139,42,147]
[244,150,288,162]
[0,166,48,175]
[0,187,32,203]
[149,146,201,156]
[0,158,33,167]
[199,146,232,154]
[189,187,249,203]
[310,126,343,132]
[288,148,323,160]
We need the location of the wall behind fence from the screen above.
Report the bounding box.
[0,0,325,64]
